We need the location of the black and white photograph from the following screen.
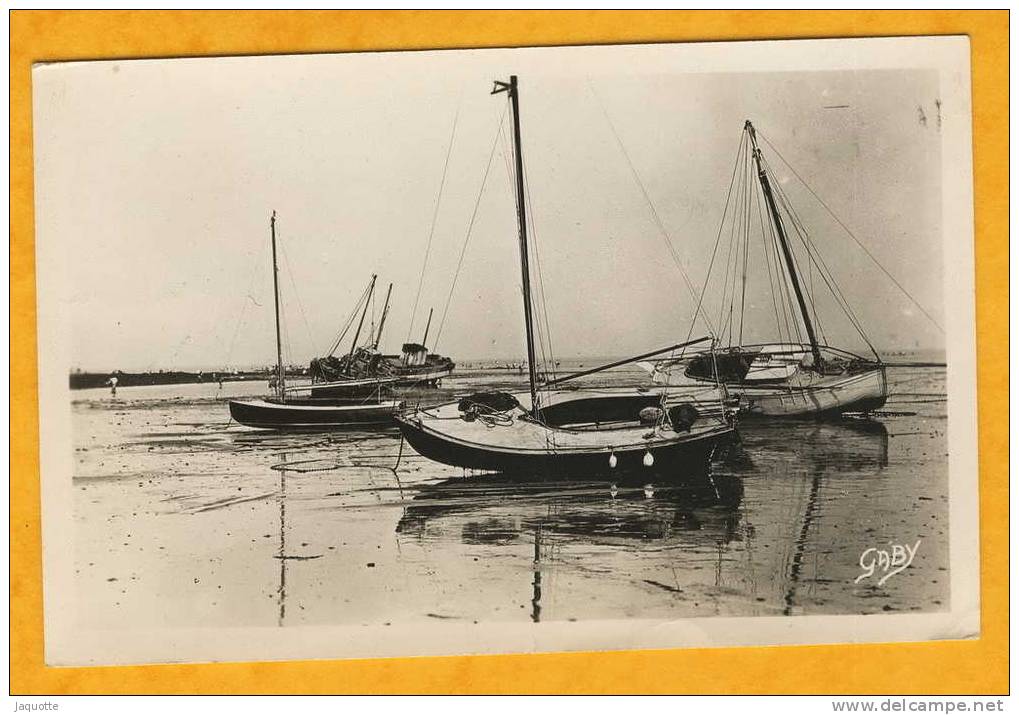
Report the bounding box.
[33,36,979,666]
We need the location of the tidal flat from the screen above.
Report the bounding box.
[70,365,949,631]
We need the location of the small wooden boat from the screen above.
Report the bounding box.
[306,375,401,399]
[396,76,736,476]
[228,213,402,430]
[229,396,401,430]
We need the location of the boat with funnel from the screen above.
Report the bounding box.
[309,278,454,395]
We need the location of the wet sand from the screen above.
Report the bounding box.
[71,366,949,631]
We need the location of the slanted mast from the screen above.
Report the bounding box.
[347,274,377,371]
[745,120,823,370]
[372,282,394,351]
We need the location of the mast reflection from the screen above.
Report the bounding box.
[397,466,745,621]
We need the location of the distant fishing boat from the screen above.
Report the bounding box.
[228,213,402,429]
[643,120,939,419]
[388,308,456,386]
[308,277,454,396]
[396,76,735,476]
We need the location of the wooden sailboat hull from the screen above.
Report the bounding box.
[389,364,455,387]
[645,345,889,419]
[659,367,887,418]
[395,389,735,477]
[309,366,453,392]
[229,398,402,430]
[397,419,727,476]
[733,367,888,418]
[306,377,399,399]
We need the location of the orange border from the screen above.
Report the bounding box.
[10,10,1008,694]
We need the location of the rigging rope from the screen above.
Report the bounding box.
[432,105,509,352]
[407,102,462,344]
[223,234,267,370]
[277,231,318,358]
[717,146,743,338]
[588,82,716,336]
[495,96,555,402]
[521,136,559,387]
[757,165,804,346]
[738,145,752,346]
[753,180,787,343]
[757,130,943,334]
[325,278,372,357]
[762,154,879,359]
[682,128,747,350]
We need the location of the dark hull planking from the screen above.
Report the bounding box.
[390,364,455,387]
[229,399,398,430]
[308,383,391,399]
[395,417,731,477]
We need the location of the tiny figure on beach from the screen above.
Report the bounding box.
[106,375,118,396]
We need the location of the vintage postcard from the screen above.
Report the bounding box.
[33,35,978,666]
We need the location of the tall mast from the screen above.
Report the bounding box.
[373,282,393,350]
[745,121,823,369]
[269,211,286,398]
[420,307,433,349]
[493,75,541,418]
[347,274,377,369]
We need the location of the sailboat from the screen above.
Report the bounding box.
[307,274,402,399]
[395,76,735,476]
[388,307,456,386]
[228,213,403,429]
[644,121,901,419]
[308,277,454,395]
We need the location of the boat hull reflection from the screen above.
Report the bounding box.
[397,468,745,549]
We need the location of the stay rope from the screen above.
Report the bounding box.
[681,128,747,351]
[589,82,717,337]
[432,104,509,352]
[758,129,943,334]
[761,154,879,360]
[277,230,318,358]
[407,101,462,343]
[325,279,372,357]
[223,234,268,371]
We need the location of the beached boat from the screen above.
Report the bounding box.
[387,308,456,386]
[228,213,402,430]
[642,120,941,419]
[228,396,401,430]
[645,343,889,418]
[396,76,735,476]
[309,278,455,395]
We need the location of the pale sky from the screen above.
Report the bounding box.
[33,42,948,372]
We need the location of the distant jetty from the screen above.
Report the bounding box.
[69,369,306,390]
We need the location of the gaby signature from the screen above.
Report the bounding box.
[855,540,921,586]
